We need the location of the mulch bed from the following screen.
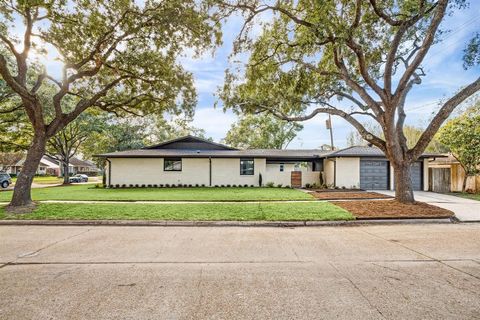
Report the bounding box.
[311,191,393,200]
[331,200,454,219]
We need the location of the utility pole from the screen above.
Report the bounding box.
[325,114,334,150]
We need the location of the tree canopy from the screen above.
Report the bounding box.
[438,102,480,191]
[223,114,303,149]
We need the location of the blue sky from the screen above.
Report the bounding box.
[10,2,480,149]
[186,3,480,148]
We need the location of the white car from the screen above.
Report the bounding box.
[0,172,12,188]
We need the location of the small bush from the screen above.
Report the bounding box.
[165,184,170,187]
[94,183,103,188]
[244,184,249,187]
[305,183,311,188]
[134,184,139,188]
[284,185,290,188]
[147,184,152,188]
[214,185,219,187]
[226,184,231,187]
[266,182,275,188]
[250,184,254,187]
[201,184,205,187]
[277,184,283,188]
[220,184,225,187]
[121,184,126,188]
[188,184,192,187]
[341,186,346,189]
[195,184,199,187]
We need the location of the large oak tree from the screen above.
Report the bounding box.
[0,0,220,209]
[219,0,480,203]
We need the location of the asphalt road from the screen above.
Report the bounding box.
[1,224,479,320]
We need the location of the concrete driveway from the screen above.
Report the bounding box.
[1,224,479,319]
[376,191,480,222]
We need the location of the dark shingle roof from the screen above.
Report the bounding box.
[96,148,331,160]
[327,146,445,158]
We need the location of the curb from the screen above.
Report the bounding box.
[0,218,455,227]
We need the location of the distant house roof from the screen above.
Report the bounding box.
[96,136,331,160]
[326,146,445,159]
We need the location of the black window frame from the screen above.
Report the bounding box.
[240,158,254,175]
[164,157,182,172]
[279,163,284,172]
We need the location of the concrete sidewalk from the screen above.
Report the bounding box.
[0,224,479,319]
[375,191,480,222]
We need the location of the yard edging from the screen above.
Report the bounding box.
[0,218,454,227]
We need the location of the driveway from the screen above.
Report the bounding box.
[375,191,480,222]
[1,224,479,319]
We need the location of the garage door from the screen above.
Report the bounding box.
[360,160,389,190]
[410,162,422,191]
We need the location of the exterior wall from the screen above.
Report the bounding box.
[335,157,360,188]
[211,158,266,186]
[107,157,267,187]
[108,158,210,186]
[264,163,320,187]
[324,159,335,186]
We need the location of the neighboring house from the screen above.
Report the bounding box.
[2,155,99,177]
[429,155,480,192]
[4,158,51,176]
[97,135,439,190]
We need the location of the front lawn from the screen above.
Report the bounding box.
[11,176,63,184]
[0,202,353,221]
[0,184,313,202]
[450,192,480,201]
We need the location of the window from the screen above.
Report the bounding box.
[164,158,182,171]
[279,164,284,172]
[240,158,254,175]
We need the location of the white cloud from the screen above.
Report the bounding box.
[192,107,237,142]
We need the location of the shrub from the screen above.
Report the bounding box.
[259,173,263,187]
[165,184,170,187]
[220,184,225,187]
[250,184,254,187]
[94,183,103,188]
[244,184,249,187]
[188,184,193,187]
[277,184,283,188]
[147,184,152,188]
[341,186,346,189]
[134,184,139,188]
[305,183,311,188]
[159,184,163,187]
[201,184,206,187]
[266,182,275,188]
[195,184,199,187]
[121,184,126,188]
[284,185,290,188]
[115,184,120,188]
[226,184,231,187]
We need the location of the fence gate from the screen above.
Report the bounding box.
[291,171,302,188]
[429,168,451,193]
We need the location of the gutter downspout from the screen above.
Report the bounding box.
[106,159,112,187]
[209,157,212,186]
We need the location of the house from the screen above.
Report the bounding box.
[4,158,52,176]
[429,155,480,192]
[96,135,439,190]
[3,155,99,177]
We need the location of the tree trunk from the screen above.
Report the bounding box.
[7,134,47,209]
[63,160,70,185]
[393,163,415,204]
[462,175,468,193]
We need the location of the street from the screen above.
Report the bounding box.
[1,224,479,319]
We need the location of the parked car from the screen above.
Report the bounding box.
[69,174,89,183]
[0,172,12,189]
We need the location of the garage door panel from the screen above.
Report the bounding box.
[360,160,388,190]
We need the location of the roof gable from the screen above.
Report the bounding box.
[143,135,238,151]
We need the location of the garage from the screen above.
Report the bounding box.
[360,159,389,190]
[410,161,423,191]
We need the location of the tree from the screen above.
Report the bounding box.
[46,113,102,184]
[223,114,303,149]
[219,0,480,203]
[347,124,447,153]
[438,104,480,192]
[0,152,23,172]
[0,1,220,209]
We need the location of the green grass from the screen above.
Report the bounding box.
[0,185,313,202]
[11,176,63,184]
[450,192,480,201]
[0,202,353,221]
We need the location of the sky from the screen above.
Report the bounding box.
[10,2,480,149]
